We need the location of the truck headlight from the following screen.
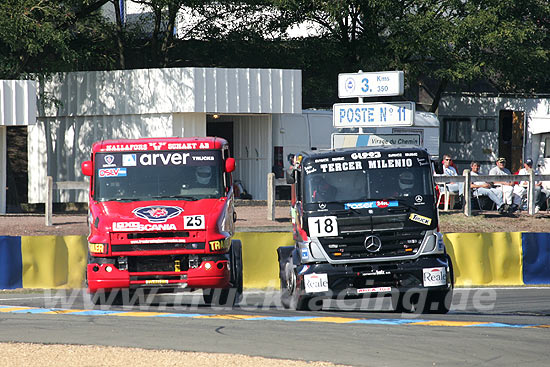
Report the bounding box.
[421,232,444,254]
[422,235,436,253]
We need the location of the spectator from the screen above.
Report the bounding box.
[441,154,464,196]
[489,157,517,213]
[469,161,505,214]
[513,158,546,213]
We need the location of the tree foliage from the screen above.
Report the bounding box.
[1,0,549,110]
[272,0,550,109]
[0,0,115,79]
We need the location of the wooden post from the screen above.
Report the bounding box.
[528,170,536,215]
[267,173,275,221]
[463,170,471,217]
[45,176,53,226]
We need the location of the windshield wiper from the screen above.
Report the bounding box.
[151,195,198,201]
[107,197,144,202]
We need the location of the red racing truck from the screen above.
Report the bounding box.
[81,137,242,306]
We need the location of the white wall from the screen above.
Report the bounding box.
[0,127,5,213]
[172,113,206,137]
[31,67,301,203]
[0,80,37,213]
[41,68,300,117]
[28,114,173,203]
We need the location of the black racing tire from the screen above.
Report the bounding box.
[230,240,243,304]
[423,290,452,314]
[391,291,415,313]
[89,289,123,306]
[280,260,317,311]
[392,289,452,314]
[202,288,230,306]
[203,240,243,307]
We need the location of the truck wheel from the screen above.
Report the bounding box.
[391,292,414,313]
[89,289,123,306]
[202,288,230,306]
[423,290,452,314]
[203,241,243,307]
[280,261,315,311]
[392,290,451,314]
[230,240,243,304]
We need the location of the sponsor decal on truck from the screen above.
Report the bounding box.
[423,267,447,287]
[132,206,183,223]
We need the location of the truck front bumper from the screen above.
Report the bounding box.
[87,261,230,293]
[296,255,452,298]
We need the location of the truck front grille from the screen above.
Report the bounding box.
[111,242,205,253]
[127,231,189,239]
[128,255,189,272]
[319,231,425,260]
[336,213,407,233]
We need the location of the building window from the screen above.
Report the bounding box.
[476,118,495,132]
[443,118,472,143]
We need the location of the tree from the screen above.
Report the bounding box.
[0,0,115,79]
[271,0,550,110]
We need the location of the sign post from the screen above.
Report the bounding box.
[333,101,415,128]
[338,71,404,98]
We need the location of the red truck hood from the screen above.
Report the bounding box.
[92,199,224,233]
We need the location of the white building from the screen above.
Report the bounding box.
[28,67,301,204]
[0,80,36,214]
[439,94,550,182]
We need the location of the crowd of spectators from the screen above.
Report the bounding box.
[435,155,548,214]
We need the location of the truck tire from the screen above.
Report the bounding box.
[203,241,243,307]
[392,289,451,314]
[423,290,452,314]
[391,291,414,313]
[230,240,243,303]
[89,289,123,306]
[202,288,230,306]
[280,260,314,311]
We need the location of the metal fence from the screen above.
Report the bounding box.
[45,172,550,226]
[45,177,88,226]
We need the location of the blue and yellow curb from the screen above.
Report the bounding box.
[1,232,550,290]
[0,304,549,329]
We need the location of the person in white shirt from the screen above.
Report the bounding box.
[441,154,463,196]
[488,157,517,213]
[469,161,505,213]
[513,158,546,213]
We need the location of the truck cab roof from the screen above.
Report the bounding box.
[296,144,430,163]
[91,137,229,153]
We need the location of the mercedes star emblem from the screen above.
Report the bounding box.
[364,235,382,253]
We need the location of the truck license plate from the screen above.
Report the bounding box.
[145,279,169,285]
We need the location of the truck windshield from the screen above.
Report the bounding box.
[94,150,224,201]
[303,155,433,204]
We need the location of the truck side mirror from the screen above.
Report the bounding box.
[286,168,295,184]
[287,153,295,164]
[225,157,235,173]
[81,161,93,176]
